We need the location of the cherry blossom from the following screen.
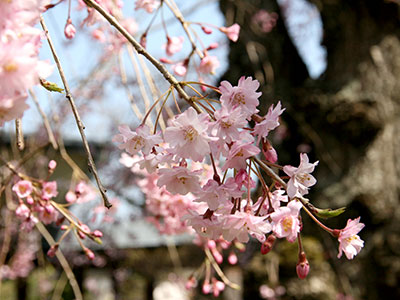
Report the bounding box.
[222,211,272,243]
[157,166,201,195]
[198,55,220,74]
[164,36,184,56]
[270,200,302,242]
[253,101,285,144]
[220,23,240,42]
[41,181,58,200]
[283,153,319,198]
[12,180,33,198]
[211,106,247,143]
[113,124,162,156]
[219,76,261,120]
[337,217,365,259]
[134,0,160,13]
[164,107,215,162]
[222,140,260,171]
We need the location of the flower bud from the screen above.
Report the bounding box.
[47,244,59,257]
[185,276,197,290]
[228,251,238,265]
[48,160,57,171]
[202,281,211,294]
[201,26,212,34]
[93,230,103,237]
[85,248,95,260]
[261,234,276,255]
[296,252,310,279]
[64,18,76,40]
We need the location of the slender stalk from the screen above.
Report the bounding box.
[29,89,58,150]
[39,16,111,208]
[82,0,202,114]
[36,222,83,300]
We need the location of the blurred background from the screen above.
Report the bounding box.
[1,0,400,299]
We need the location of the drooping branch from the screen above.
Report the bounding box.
[39,16,112,208]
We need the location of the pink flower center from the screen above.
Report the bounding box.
[296,173,311,184]
[131,136,145,150]
[184,126,198,141]
[233,92,246,105]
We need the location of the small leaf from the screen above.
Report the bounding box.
[314,207,346,219]
[40,78,64,93]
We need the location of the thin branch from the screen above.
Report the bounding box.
[82,0,202,114]
[39,16,111,208]
[29,89,59,150]
[36,222,83,300]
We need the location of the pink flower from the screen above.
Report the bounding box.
[220,23,240,42]
[0,96,30,126]
[164,36,184,56]
[337,217,365,259]
[222,211,272,243]
[283,153,318,198]
[75,181,96,203]
[270,200,302,242]
[222,140,260,171]
[198,55,220,74]
[113,124,162,156]
[253,10,278,33]
[219,76,261,120]
[134,0,160,13]
[164,107,215,162]
[48,160,57,170]
[20,215,38,232]
[12,180,33,198]
[41,181,58,200]
[157,166,201,195]
[172,62,187,76]
[211,106,247,143]
[253,101,285,144]
[38,204,59,225]
[15,203,31,220]
[64,18,76,39]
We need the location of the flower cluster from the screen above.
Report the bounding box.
[115,76,365,285]
[0,0,52,125]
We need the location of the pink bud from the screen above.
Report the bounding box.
[160,57,173,64]
[61,225,68,230]
[93,230,103,237]
[185,276,197,290]
[228,251,238,265]
[262,139,278,163]
[202,281,211,294]
[26,196,34,205]
[48,160,57,170]
[207,42,219,50]
[261,234,276,255]
[85,248,95,260]
[201,26,213,34]
[65,191,77,203]
[64,18,76,40]
[47,244,58,257]
[296,252,310,279]
[212,278,225,297]
[207,240,216,249]
[211,248,223,264]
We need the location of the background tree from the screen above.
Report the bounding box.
[219,0,400,298]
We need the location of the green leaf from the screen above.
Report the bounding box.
[40,78,64,93]
[314,207,346,219]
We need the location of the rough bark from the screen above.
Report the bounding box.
[220,0,400,299]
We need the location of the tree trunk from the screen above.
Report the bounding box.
[220,0,400,299]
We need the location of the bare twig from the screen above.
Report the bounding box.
[36,222,83,300]
[82,0,202,114]
[39,16,111,208]
[15,119,24,151]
